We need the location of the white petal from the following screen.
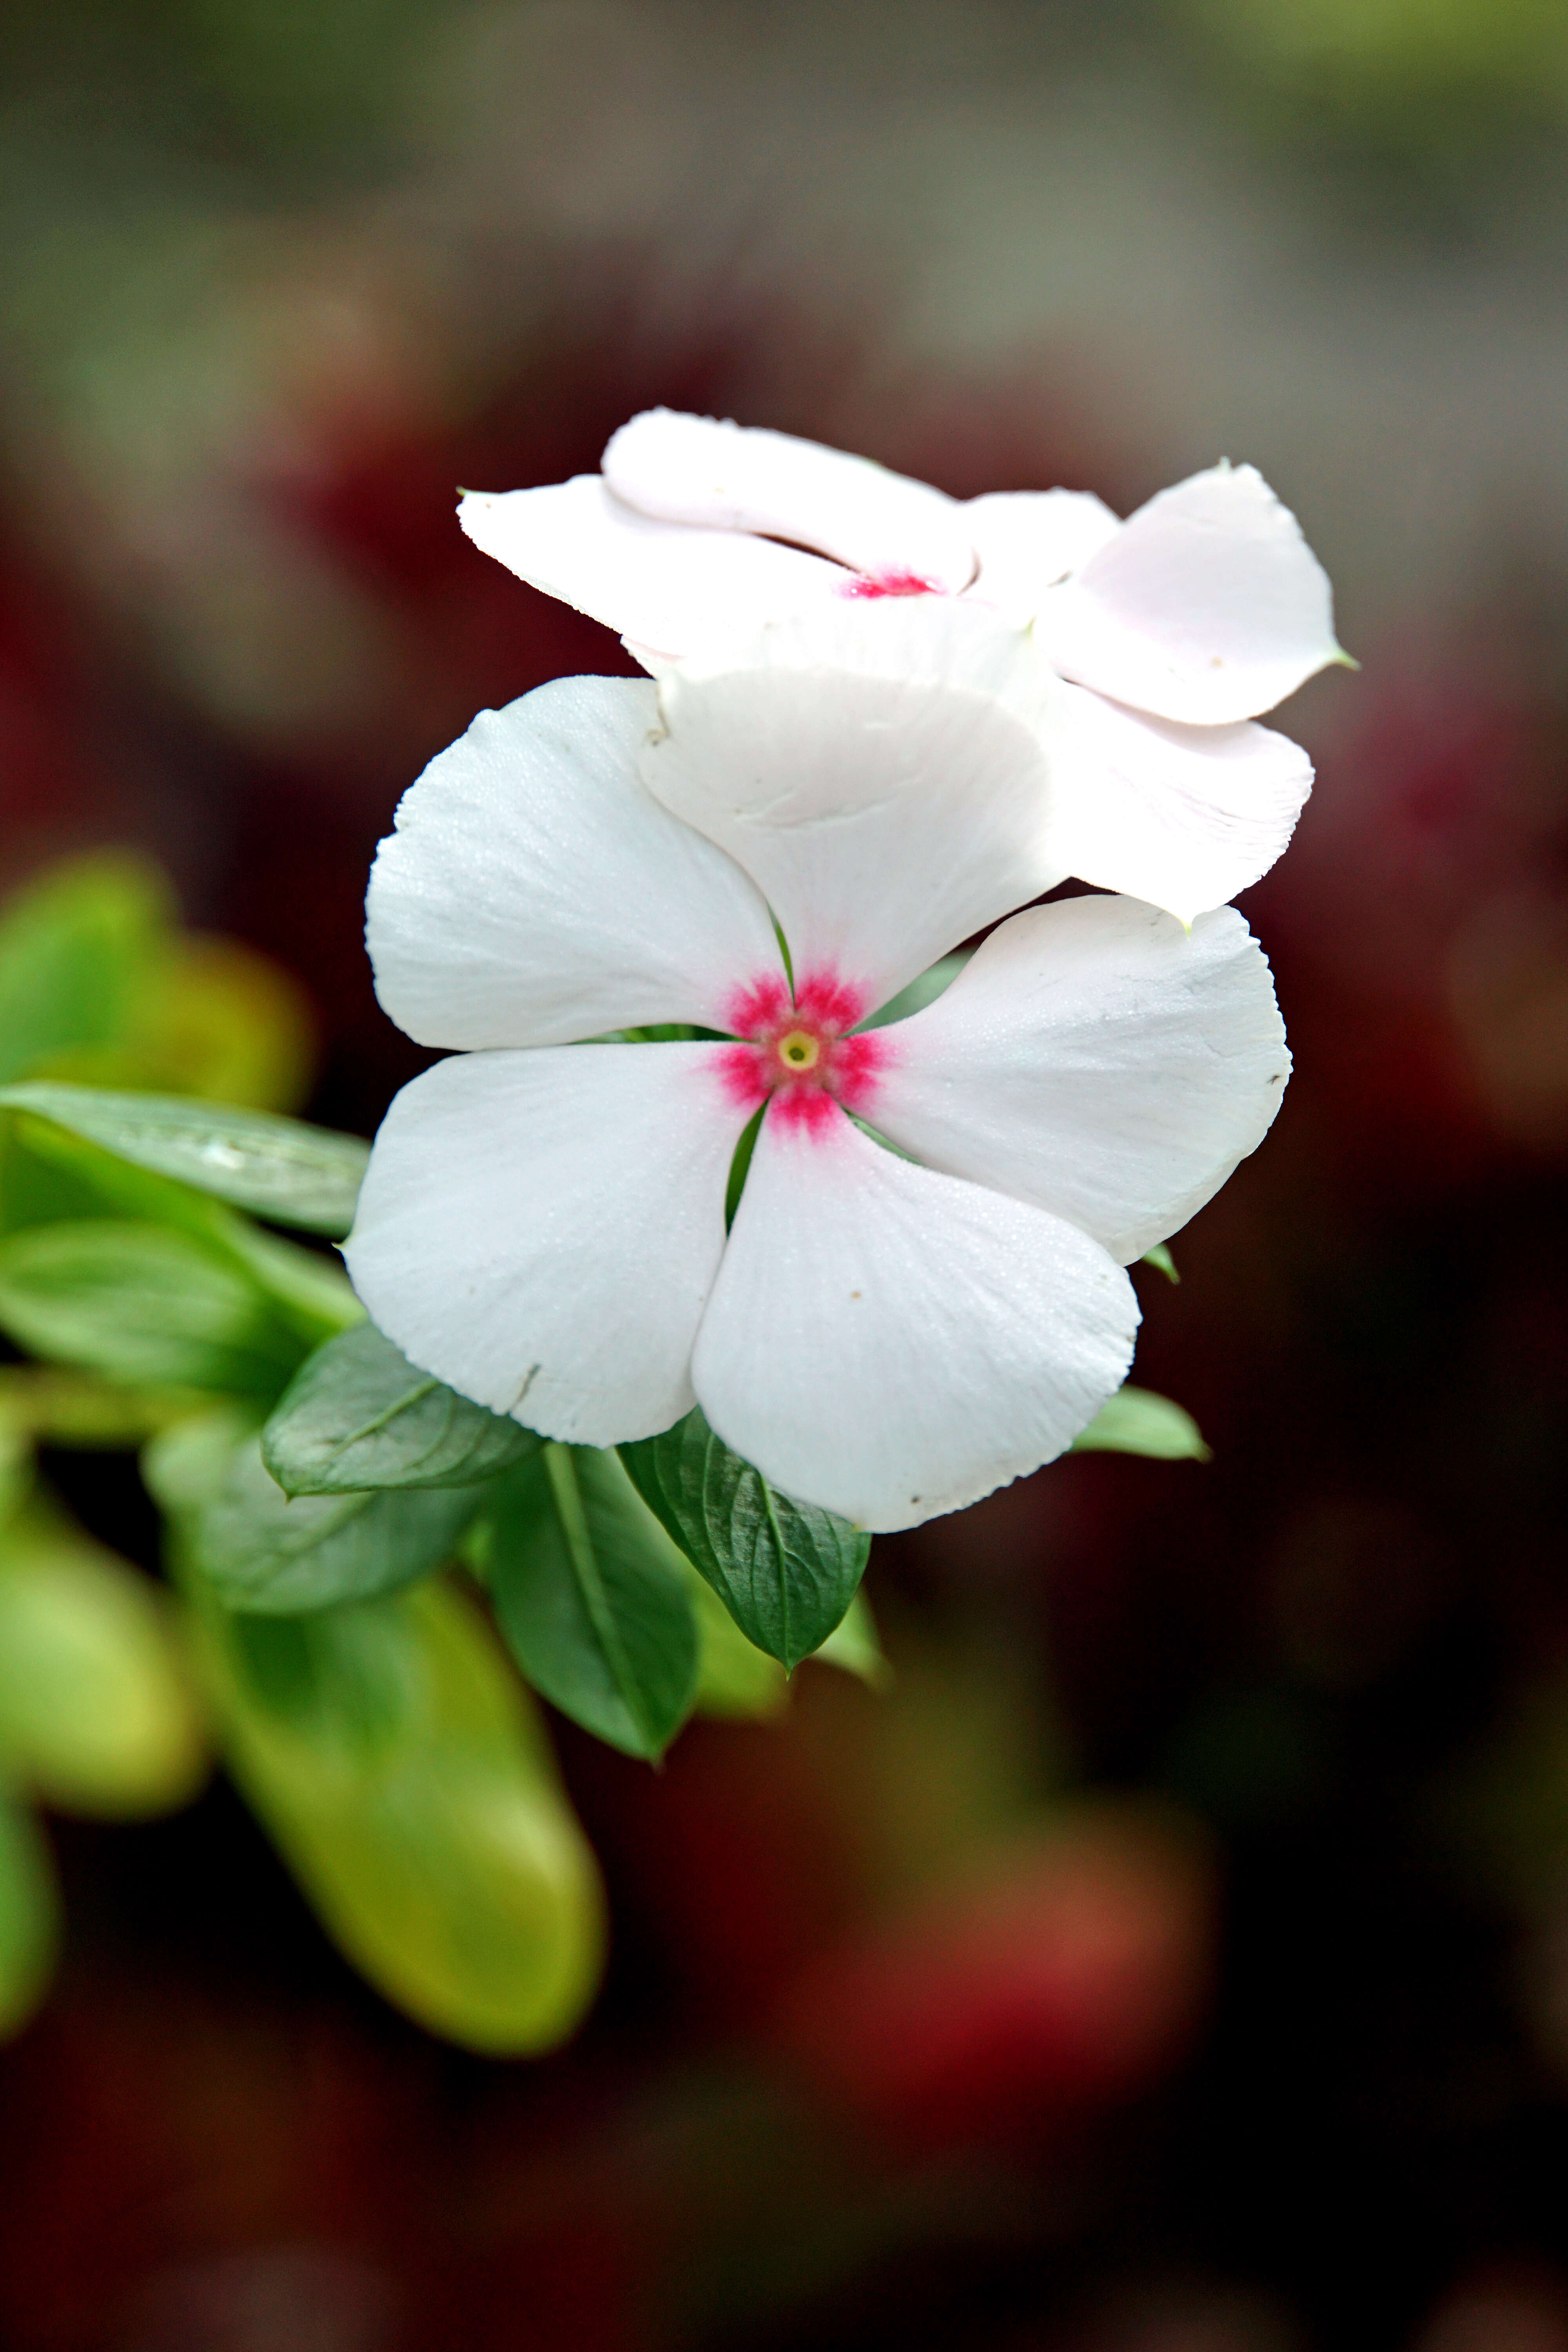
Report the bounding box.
[344,1044,743,1446]
[1039,682,1313,924]
[459,475,845,658]
[692,1108,1138,1532]
[964,488,1120,621]
[871,895,1290,1265]
[603,409,976,592]
[366,674,782,1049]
[1036,463,1343,724]
[642,600,1068,1019]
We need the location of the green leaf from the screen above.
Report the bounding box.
[619,1405,869,1670]
[193,1433,485,1613]
[263,1321,539,1497]
[0,1114,360,1350]
[0,1790,60,2040]
[0,1220,307,1395]
[2,1102,249,1240]
[486,1444,699,1760]
[1141,1242,1180,1283]
[186,1575,604,2054]
[0,1083,368,1236]
[858,951,971,1031]
[0,853,171,1087]
[723,1104,764,1231]
[0,1512,207,1815]
[1071,1384,1212,1461]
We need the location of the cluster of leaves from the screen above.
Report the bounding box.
[0,853,1207,2057]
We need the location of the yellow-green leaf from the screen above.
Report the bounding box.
[0,1517,208,1816]
[1071,1384,1211,1461]
[120,934,316,1112]
[0,1365,203,1449]
[187,1576,604,2054]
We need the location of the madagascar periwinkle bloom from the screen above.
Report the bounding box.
[458,408,1346,926]
[344,603,1290,1532]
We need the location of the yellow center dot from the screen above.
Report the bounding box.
[779,1029,820,1071]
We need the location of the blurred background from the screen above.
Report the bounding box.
[2,0,1568,2345]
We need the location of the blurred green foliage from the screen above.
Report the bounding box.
[1185,0,1568,203]
[0,854,314,1107]
[0,849,322,2038]
[0,852,610,2051]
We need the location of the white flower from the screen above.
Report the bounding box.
[458,408,1346,926]
[344,607,1290,1532]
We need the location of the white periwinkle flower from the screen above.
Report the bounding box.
[344,604,1290,1532]
[458,408,1346,924]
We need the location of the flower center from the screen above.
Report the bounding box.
[778,1029,820,1072]
[715,968,894,1136]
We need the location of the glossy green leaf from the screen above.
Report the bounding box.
[194,1432,485,1613]
[0,1514,207,1815]
[0,1083,368,1236]
[486,1444,699,1760]
[187,1575,604,2054]
[619,1405,869,1670]
[1,1102,241,1240]
[0,1790,59,2040]
[0,1220,307,1396]
[1071,1383,1211,1461]
[263,1321,538,1497]
[0,1113,361,1350]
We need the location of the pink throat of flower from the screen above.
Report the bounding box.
[841,568,944,600]
[717,969,891,1134]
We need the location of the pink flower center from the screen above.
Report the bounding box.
[717,968,891,1134]
[841,568,944,600]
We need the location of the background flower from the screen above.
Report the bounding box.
[461,410,1341,921]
